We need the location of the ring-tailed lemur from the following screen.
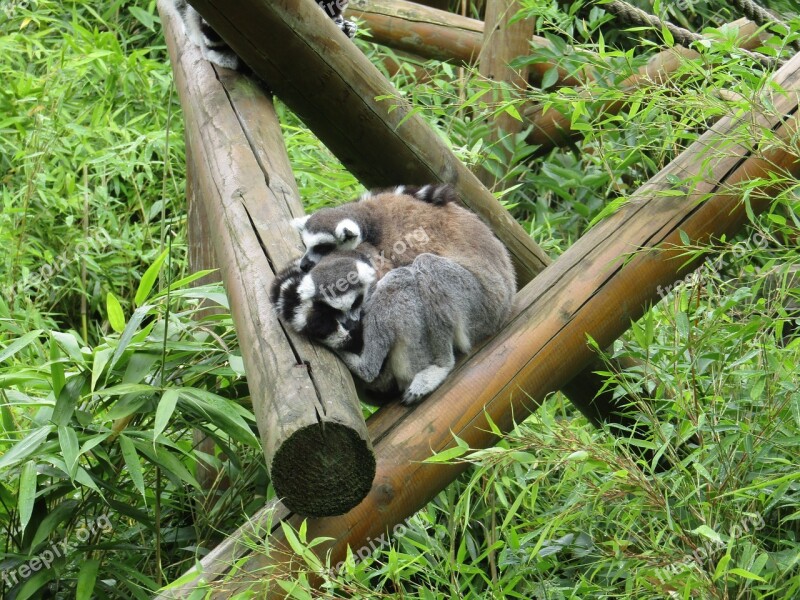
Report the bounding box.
[292,183,516,321]
[174,0,357,71]
[271,250,506,404]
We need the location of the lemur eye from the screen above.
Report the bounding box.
[315,243,336,255]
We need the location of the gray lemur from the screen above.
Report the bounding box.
[174,0,356,71]
[292,184,516,323]
[271,249,505,404]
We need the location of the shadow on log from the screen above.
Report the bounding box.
[155,39,800,600]
[162,1,374,517]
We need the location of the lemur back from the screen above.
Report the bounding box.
[293,184,516,326]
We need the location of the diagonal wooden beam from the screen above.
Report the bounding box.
[155,40,800,600]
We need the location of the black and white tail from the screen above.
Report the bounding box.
[365,183,458,206]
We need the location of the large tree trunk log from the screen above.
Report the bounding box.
[155,45,800,600]
[162,1,374,517]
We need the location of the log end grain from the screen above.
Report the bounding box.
[271,421,376,517]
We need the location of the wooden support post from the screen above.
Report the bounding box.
[155,47,800,600]
[349,0,581,86]
[162,1,375,517]
[477,0,534,187]
[186,144,230,495]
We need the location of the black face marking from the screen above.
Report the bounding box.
[315,243,336,255]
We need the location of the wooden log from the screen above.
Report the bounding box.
[185,0,548,285]
[178,0,673,459]
[524,18,762,150]
[161,0,374,517]
[477,0,534,187]
[155,46,800,600]
[349,0,582,86]
[187,144,231,495]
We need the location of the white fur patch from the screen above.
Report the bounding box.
[323,325,351,350]
[297,275,316,301]
[335,219,361,247]
[356,261,376,286]
[416,184,431,199]
[394,185,405,195]
[301,230,336,250]
[291,302,310,330]
[291,215,311,232]
[403,365,453,404]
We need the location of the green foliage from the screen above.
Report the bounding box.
[1,0,799,598]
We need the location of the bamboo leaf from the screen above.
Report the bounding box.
[135,249,169,306]
[58,425,80,478]
[0,330,42,365]
[0,426,52,470]
[119,434,145,498]
[18,460,37,535]
[106,292,126,334]
[154,389,179,440]
[76,559,100,600]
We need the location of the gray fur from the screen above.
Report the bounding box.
[337,253,501,404]
[277,251,505,404]
[293,185,517,328]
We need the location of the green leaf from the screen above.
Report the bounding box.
[76,559,100,600]
[58,426,80,478]
[128,6,155,30]
[91,347,113,392]
[119,434,145,498]
[713,553,732,581]
[423,445,467,463]
[0,426,52,470]
[135,249,169,306]
[154,389,179,440]
[18,460,37,535]
[728,567,766,581]
[53,373,87,427]
[107,292,126,334]
[109,305,153,373]
[503,103,522,122]
[541,67,559,90]
[0,329,43,365]
[49,337,65,398]
[691,524,723,544]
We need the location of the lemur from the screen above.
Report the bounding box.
[292,184,516,322]
[272,185,516,403]
[271,250,506,404]
[174,0,356,71]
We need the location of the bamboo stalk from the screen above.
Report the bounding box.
[155,42,800,600]
[162,1,375,517]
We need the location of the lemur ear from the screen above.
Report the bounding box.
[291,215,310,231]
[335,219,360,243]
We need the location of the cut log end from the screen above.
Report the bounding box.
[271,422,377,517]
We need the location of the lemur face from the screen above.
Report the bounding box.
[270,252,376,353]
[292,214,362,271]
